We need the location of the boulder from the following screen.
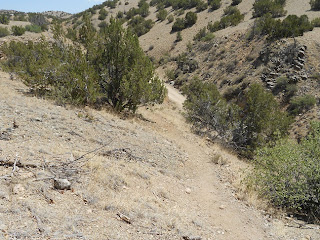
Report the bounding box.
[54,178,71,190]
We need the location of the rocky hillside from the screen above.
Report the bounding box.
[67,0,320,57]
[42,11,72,18]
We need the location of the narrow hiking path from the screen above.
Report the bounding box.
[138,96,273,240]
[164,83,186,109]
[139,84,320,240]
[0,70,319,239]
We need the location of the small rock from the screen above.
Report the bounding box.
[300,74,308,80]
[301,235,311,240]
[219,205,226,210]
[54,178,71,190]
[185,188,192,194]
[0,191,9,200]
[19,172,34,180]
[12,184,25,195]
[182,236,202,240]
[0,223,6,231]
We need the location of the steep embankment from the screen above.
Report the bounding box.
[0,69,319,239]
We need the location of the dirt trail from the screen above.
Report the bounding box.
[140,84,320,240]
[165,83,186,109]
[139,96,273,240]
[0,70,319,239]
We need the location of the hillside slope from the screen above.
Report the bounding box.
[0,68,320,239]
[1,0,320,238]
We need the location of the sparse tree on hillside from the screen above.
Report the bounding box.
[138,0,150,17]
[0,15,9,25]
[11,26,26,36]
[97,19,165,111]
[185,12,197,27]
[98,8,108,20]
[28,13,48,30]
[208,0,221,10]
[52,20,64,41]
[156,9,168,21]
[310,0,320,10]
[233,83,291,155]
[78,14,96,50]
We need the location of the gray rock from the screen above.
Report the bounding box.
[298,50,305,58]
[12,184,25,195]
[0,191,9,200]
[182,236,202,240]
[301,74,308,80]
[54,178,71,190]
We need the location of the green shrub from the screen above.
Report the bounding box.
[249,14,313,40]
[289,95,316,115]
[208,6,244,32]
[2,19,165,112]
[196,1,208,12]
[167,14,174,23]
[223,6,238,15]
[310,0,320,10]
[202,32,215,41]
[165,69,176,81]
[183,77,236,138]
[98,8,108,20]
[28,13,48,30]
[233,83,292,155]
[182,81,291,156]
[0,15,10,24]
[104,0,118,8]
[176,9,185,16]
[25,24,42,33]
[172,12,197,32]
[176,31,182,42]
[156,9,168,21]
[185,12,197,27]
[250,121,320,221]
[312,17,320,27]
[208,0,221,10]
[194,27,206,41]
[126,7,139,19]
[11,26,26,36]
[78,14,96,49]
[66,28,77,41]
[117,11,124,19]
[172,18,185,32]
[151,0,202,10]
[98,21,108,31]
[138,0,150,17]
[194,27,215,41]
[207,21,220,32]
[96,19,165,111]
[1,38,98,104]
[231,0,242,5]
[273,76,296,96]
[128,16,154,36]
[0,27,10,37]
[252,0,286,18]
[14,14,27,21]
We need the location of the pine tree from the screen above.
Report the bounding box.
[97,18,165,112]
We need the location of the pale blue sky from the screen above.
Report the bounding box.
[0,0,104,14]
